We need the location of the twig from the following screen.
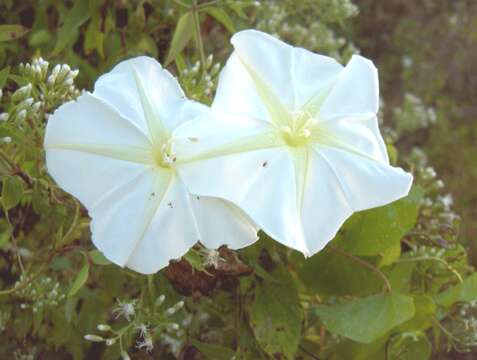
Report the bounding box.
[299,345,321,360]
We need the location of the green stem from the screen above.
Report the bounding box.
[192,1,206,67]
[3,204,25,275]
[197,0,218,10]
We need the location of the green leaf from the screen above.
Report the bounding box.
[191,339,235,360]
[299,245,382,297]
[67,264,89,297]
[338,186,424,257]
[1,176,24,210]
[53,1,90,55]
[436,273,477,307]
[313,292,415,343]
[249,267,302,359]
[0,25,29,42]
[397,295,435,332]
[84,20,104,57]
[165,12,194,66]
[28,29,51,47]
[389,335,431,360]
[89,250,111,266]
[335,338,387,360]
[204,7,236,33]
[227,3,248,19]
[0,66,10,88]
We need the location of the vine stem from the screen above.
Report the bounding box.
[397,256,463,283]
[2,204,25,275]
[328,245,392,292]
[191,0,206,67]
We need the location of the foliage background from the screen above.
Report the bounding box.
[0,0,476,359]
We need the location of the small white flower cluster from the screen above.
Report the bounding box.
[393,93,437,134]
[255,0,358,62]
[13,347,36,360]
[445,300,477,350]
[85,294,184,357]
[16,275,65,313]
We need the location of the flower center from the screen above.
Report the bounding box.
[280,110,314,147]
[155,142,176,169]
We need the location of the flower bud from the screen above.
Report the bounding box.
[32,101,42,112]
[12,83,32,101]
[155,294,165,306]
[97,324,111,332]
[70,69,79,79]
[17,109,27,121]
[51,64,61,78]
[105,338,116,346]
[84,334,104,342]
[206,54,213,69]
[19,97,34,109]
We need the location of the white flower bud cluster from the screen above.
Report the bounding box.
[16,275,65,313]
[406,245,446,259]
[19,57,50,82]
[179,55,220,100]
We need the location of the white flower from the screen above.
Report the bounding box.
[204,249,223,268]
[113,299,136,321]
[44,57,258,274]
[174,30,413,256]
[136,336,154,352]
[136,323,149,338]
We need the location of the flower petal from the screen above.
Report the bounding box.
[44,93,153,209]
[189,196,259,250]
[229,30,343,113]
[93,56,189,139]
[299,148,354,255]
[173,112,282,165]
[319,55,379,119]
[317,114,389,164]
[313,145,413,212]
[178,142,307,253]
[89,168,180,274]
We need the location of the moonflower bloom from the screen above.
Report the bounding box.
[44,57,257,274]
[174,30,413,256]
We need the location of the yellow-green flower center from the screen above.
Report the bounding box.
[155,142,176,169]
[279,111,314,147]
